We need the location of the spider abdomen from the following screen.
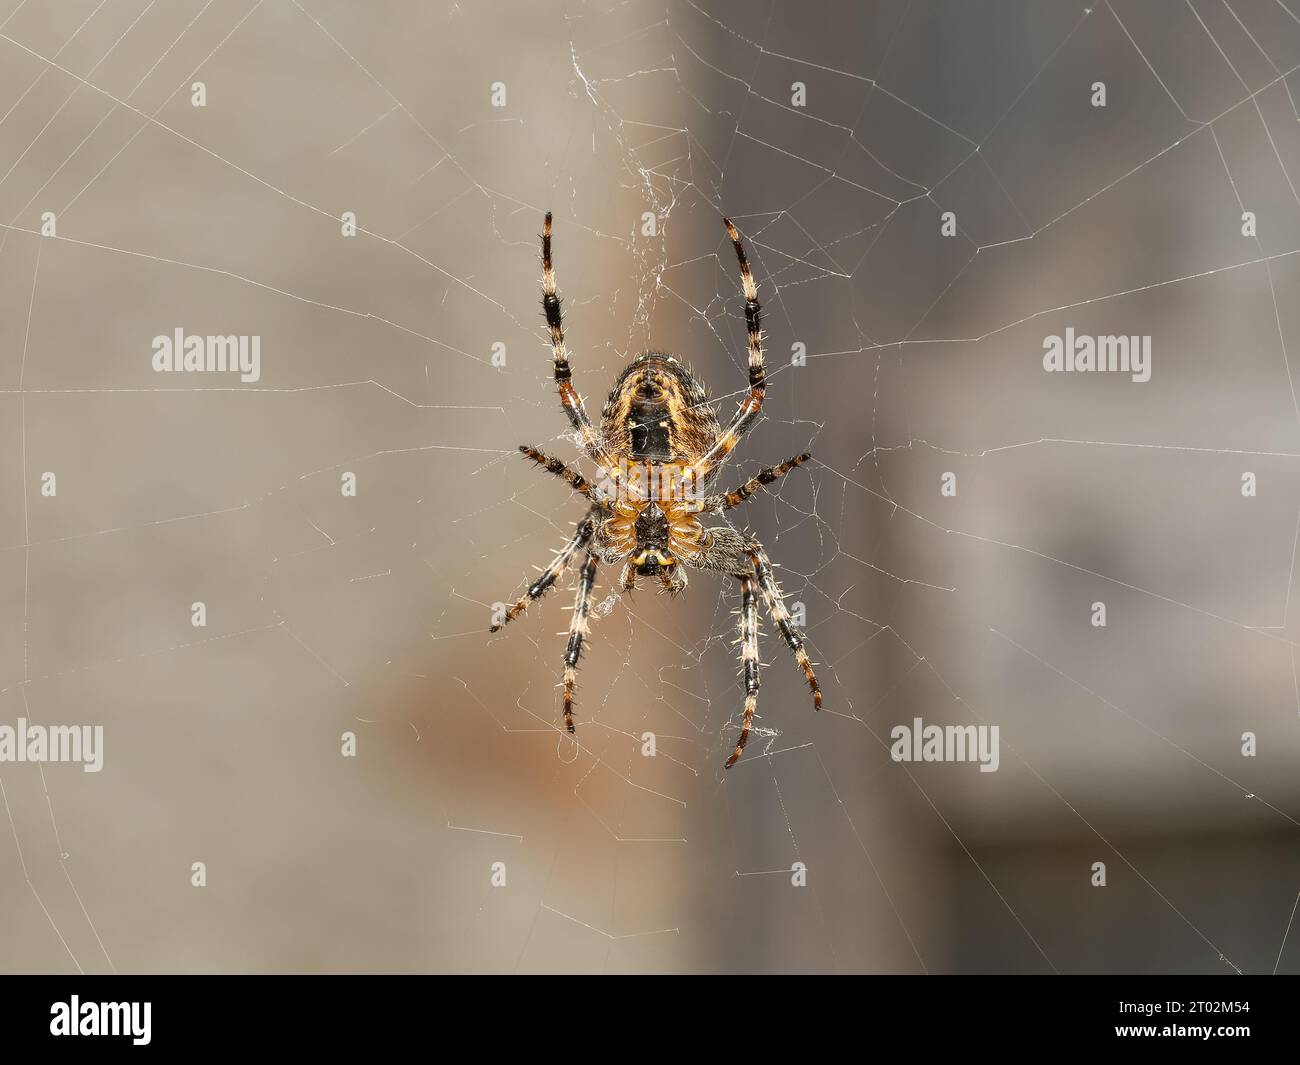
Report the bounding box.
[600,352,720,466]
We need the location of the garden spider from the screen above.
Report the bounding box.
[489,212,820,768]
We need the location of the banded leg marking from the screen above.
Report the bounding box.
[720,452,811,510]
[691,217,768,480]
[725,575,761,768]
[518,444,596,502]
[750,545,821,710]
[541,213,616,476]
[562,549,599,732]
[489,516,595,632]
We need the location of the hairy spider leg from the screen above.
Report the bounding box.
[489,515,596,632]
[689,218,767,481]
[689,452,812,513]
[517,444,601,504]
[542,213,620,485]
[725,574,761,768]
[751,543,821,710]
[562,548,599,732]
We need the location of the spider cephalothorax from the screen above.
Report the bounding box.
[489,213,821,768]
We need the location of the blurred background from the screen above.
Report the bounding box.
[1,0,1298,973]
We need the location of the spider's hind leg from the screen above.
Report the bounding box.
[562,548,599,732]
[750,542,822,709]
[725,574,760,768]
[489,515,595,632]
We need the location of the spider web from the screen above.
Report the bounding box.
[1,0,1299,974]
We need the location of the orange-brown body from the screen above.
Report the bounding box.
[596,353,719,583]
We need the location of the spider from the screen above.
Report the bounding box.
[489,212,821,768]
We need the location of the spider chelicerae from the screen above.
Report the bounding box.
[489,212,821,768]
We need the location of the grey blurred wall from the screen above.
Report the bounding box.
[0,0,1297,973]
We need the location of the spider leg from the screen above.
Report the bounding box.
[489,514,595,632]
[542,213,619,480]
[725,574,760,768]
[689,218,767,482]
[562,548,599,732]
[750,542,822,710]
[619,560,636,592]
[658,565,688,595]
[517,445,601,504]
[690,452,811,513]
[722,452,810,509]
